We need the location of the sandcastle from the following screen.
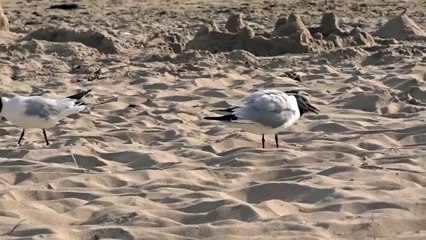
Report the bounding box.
[187,12,376,56]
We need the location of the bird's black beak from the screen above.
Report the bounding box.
[306,103,320,114]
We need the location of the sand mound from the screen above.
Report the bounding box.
[373,14,426,41]
[171,49,215,64]
[24,27,123,54]
[0,30,19,45]
[396,87,426,106]
[187,12,374,56]
[338,91,399,114]
[145,31,187,57]
[362,44,423,66]
[226,50,259,66]
[317,47,369,65]
[7,39,99,58]
[138,31,189,62]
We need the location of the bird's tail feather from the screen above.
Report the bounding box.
[204,114,238,122]
[67,89,92,101]
[210,106,239,114]
[57,105,86,119]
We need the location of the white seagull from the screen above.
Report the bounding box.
[204,89,319,148]
[0,89,92,146]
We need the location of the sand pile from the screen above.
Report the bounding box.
[143,31,187,59]
[187,12,375,56]
[373,13,426,41]
[24,27,124,54]
[0,29,18,46]
[396,86,426,106]
[226,49,259,67]
[362,44,424,66]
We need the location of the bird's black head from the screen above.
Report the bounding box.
[294,94,319,116]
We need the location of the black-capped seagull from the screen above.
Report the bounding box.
[204,89,319,148]
[0,89,92,145]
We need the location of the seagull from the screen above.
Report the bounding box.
[0,89,92,146]
[204,89,319,148]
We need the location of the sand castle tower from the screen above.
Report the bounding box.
[272,13,312,39]
[319,12,343,35]
[225,14,245,33]
[0,3,9,31]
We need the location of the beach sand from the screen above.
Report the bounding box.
[0,0,425,239]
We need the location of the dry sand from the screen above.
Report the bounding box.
[0,0,425,239]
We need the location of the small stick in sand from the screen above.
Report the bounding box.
[70,151,79,168]
[1,219,24,236]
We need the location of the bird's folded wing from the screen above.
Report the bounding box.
[235,106,296,129]
[234,92,298,128]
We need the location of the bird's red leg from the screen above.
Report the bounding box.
[275,134,279,148]
[262,134,265,149]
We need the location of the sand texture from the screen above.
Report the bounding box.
[0,0,425,239]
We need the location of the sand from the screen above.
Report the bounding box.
[0,0,425,239]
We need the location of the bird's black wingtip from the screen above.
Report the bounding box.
[210,106,239,114]
[82,89,92,95]
[204,114,238,122]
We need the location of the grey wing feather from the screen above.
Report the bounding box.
[24,98,60,120]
